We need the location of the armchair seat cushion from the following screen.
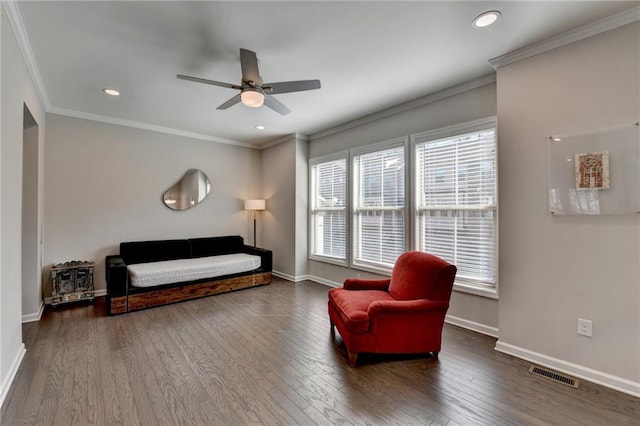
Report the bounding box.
[328,288,394,334]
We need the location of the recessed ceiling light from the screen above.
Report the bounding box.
[102,88,120,96]
[473,10,501,29]
[255,125,265,130]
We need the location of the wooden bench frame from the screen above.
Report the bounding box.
[109,272,272,314]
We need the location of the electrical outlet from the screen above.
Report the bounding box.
[577,318,592,337]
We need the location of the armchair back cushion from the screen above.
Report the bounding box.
[387,251,456,301]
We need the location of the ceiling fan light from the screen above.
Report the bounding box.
[241,90,264,108]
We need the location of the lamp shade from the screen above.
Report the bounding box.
[244,199,266,211]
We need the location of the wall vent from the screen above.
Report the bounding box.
[529,365,579,388]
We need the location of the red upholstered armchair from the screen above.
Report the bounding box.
[328,251,457,367]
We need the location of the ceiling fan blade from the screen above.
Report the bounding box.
[217,94,242,110]
[263,95,291,115]
[177,74,240,90]
[240,48,260,85]
[262,80,321,94]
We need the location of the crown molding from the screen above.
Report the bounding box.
[259,133,297,150]
[310,73,496,141]
[259,132,310,150]
[490,6,640,69]
[2,0,51,109]
[48,107,253,148]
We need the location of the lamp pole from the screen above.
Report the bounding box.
[252,210,257,247]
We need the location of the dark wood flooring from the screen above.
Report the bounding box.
[2,279,638,425]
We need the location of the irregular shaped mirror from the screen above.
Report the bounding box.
[163,169,211,210]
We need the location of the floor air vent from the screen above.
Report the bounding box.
[529,365,579,388]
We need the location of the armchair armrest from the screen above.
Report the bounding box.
[368,299,449,316]
[241,245,273,272]
[106,255,128,297]
[343,278,391,291]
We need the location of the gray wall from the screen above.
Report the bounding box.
[261,134,309,279]
[21,122,40,321]
[496,22,639,390]
[308,82,499,329]
[43,114,262,292]
[294,136,309,277]
[262,136,296,277]
[1,7,46,404]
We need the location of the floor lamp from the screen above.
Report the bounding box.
[244,199,266,247]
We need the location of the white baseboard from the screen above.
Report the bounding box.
[22,300,45,323]
[445,314,499,338]
[272,270,295,282]
[495,340,640,398]
[0,344,26,408]
[305,274,341,288]
[273,271,342,288]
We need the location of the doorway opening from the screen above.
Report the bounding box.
[22,104,41,322]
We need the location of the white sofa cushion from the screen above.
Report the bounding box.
[128,253,261,288]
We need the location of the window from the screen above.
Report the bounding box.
[414,120,497,291]
[309,118,498,297]
[310,154,347,263]
[352,140,406,270]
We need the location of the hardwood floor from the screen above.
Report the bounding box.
[2,279,638,425]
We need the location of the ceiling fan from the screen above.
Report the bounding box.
[177,48,321,115]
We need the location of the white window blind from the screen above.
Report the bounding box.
[415,126,497,287]
[310,157,347,261]
[353,144,405,269]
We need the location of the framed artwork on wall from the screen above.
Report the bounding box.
[547,122,639,215]
[574,151,609,190]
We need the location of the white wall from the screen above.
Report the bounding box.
[496,22,640,394]
[43,114,262,292]
[308,82,499,329]
[0,6,46,406]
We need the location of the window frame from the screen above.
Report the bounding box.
[308,151,349,266]
[351,137,409,274]
[411,117,498,298]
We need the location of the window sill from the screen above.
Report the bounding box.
[453,281,498,299]
[350,261,393,277]
[308,255,348,267]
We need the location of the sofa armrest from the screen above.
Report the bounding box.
[343,278,391,291]
[242,245,273,272]
[106,255,128,297]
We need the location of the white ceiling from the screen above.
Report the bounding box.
[13,1,637,147]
